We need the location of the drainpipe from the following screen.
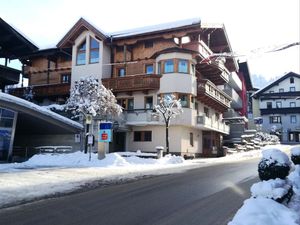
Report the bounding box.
[110,36,114,78]
[47,58,50,84]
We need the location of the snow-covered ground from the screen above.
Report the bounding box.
[229,145,300,225]
[0,144,293,210]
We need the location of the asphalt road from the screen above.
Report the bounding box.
[0,158,259,225]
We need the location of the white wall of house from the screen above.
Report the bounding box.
[262,76,300,94]
[126,125,202,156]
[156,52,197,95]
[71,30,110,87]
[260,99,299,108]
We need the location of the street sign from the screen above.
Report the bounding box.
[86,114,92,124]
[99,122,112,142]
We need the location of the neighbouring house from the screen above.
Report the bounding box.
[252,72,300,143]
[222,61,257,145]
[9,17,250,157]
[0,18,83,162]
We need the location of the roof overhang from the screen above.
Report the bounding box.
[0,92,83,135]
[0,17,38,60]
[57,18,108,49]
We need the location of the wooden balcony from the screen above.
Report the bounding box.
[197,79,231,113]
[9,83,70,99]
[183,41,230,85]
[102,74,161,93]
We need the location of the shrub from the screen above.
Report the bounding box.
[258,149,291,181]
[291,146,300,165]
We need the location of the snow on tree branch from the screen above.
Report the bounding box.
[65,76,122,118]
[152,94,183,124]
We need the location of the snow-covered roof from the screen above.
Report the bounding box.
[111,18,201,38]
[0,92,83,132]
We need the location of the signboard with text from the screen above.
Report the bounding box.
[99,122,112,142]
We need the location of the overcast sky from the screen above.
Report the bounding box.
[1,0,299,81]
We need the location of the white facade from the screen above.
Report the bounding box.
[71,30,111,88]
[254,73,300,143]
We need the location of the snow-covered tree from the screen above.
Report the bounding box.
[65,76,122,119]
[152,94,183,154]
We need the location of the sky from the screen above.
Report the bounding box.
[1,0,299,84]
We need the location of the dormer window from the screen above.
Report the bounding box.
[76,40,86,65]
[90,37,100,63]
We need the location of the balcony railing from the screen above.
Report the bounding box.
[9,83,71,98]
[197,79,231,112]
[102,74,161,93]
[183,41,230,84]
[196,115,229,134]
[260,107,300,115]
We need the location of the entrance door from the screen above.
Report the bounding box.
[111,132,126,152]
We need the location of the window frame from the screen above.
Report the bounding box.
[276,101,282,108]
[290,102,296,108]
[133,131,152,142]
[144,96,153,109]
[190,132,194,147]
[178,59,189,73]
[290,115,297,124]
[117,67,126,77]
[61,73,71,84]
[164,59,174,73]
[269,116,282,124]
[290,87,296,92]
[76,40,86,65]
[279,88,284,93]
[89,37,100,64]
[117,98,134,110]
[145,64,154,75]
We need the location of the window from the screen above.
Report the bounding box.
[116,46,123,52]
[145,64,154,74]
[290,77,294,83]
[145,96,153,109]
[215,113,220,121]
[291,115,297,124]
[178,94,189,107]
[290,102,296,107]
[269,91,274,93]
[118,68,126,77]
[134,131,152,142]
[204,107,209,117]
[76,40,86,65]
[191,64,195,75]
[290,87,296,92]
[190,133,194,147]
[89,37,100,63]
[144,41,153,48]
[267,102,272,109]
[178,60,188,73]
[117,98,134,110]
[279,88,284,92]
[164,60,174,73]
[61,74,71,84]
[157,62,161,75]
[269,116,281,124]
[276,101,282,108]
[195,102,199,115]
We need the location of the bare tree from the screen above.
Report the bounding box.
[152,94,183,154]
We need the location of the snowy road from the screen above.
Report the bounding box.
[0,158,259,225]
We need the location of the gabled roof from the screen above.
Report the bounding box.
[111,18,201,39]
[0,17,38,60]
[252,72,300,98]
[57,18,109,48]
[238,61,254,90]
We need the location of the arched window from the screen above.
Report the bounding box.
[90,37,100,63]
[76,40,86,65]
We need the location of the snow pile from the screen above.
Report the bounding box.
[251,178,290,199]
[288,165,300,194]
[291,146,300,156]
[21,151,184,168]
[228,197,299,225]
[261,148,291,166]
